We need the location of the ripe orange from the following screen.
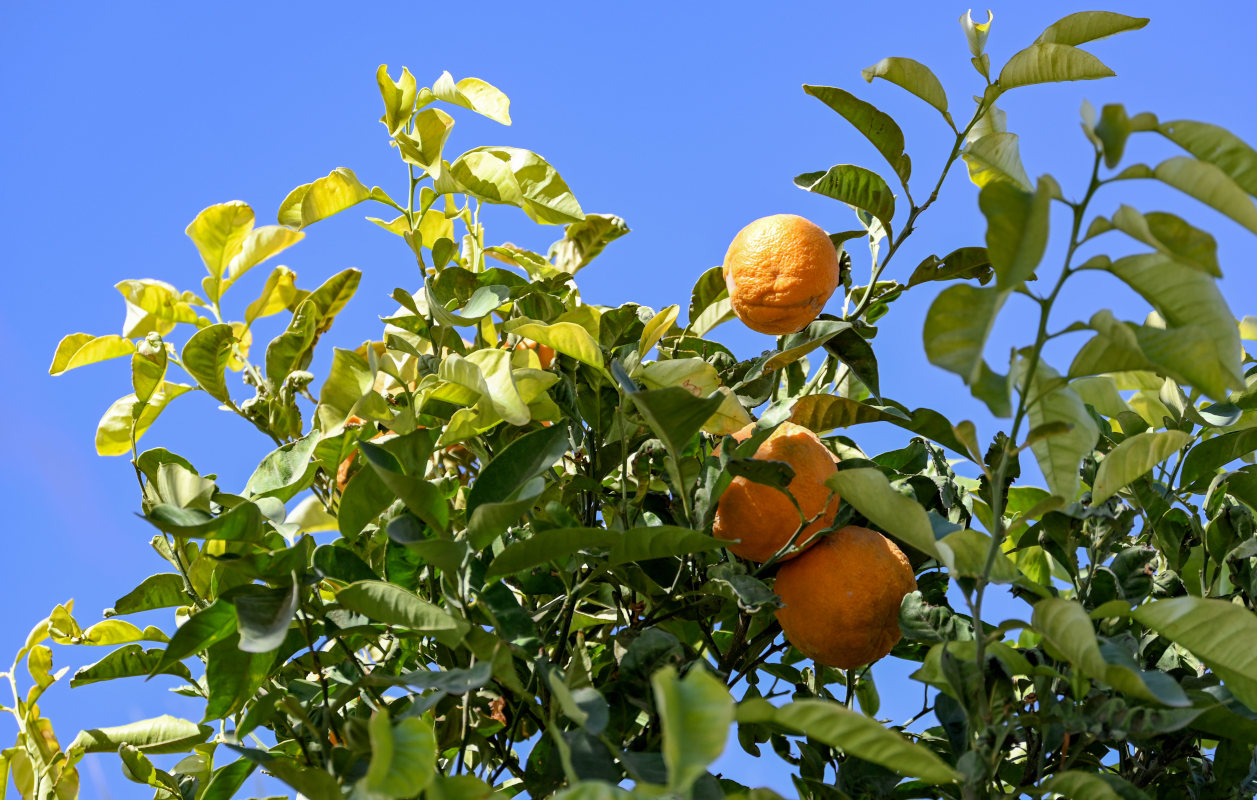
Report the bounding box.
[712,421,840,563]
[722,214,842,335]
[508,339,555,369]
[774,526,917,669]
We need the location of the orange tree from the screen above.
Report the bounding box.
[10,9,1257,799]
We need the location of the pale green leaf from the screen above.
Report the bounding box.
[1160,119,1257,196]
[963,132,1033,190]
[639,305,680,357]
[652,666,733,793]
[278,167,372,230]
[505,319,603,370]
[1092,430,1191,502]
[1154,156,1257,235]
[95,383,194,456]
[1110,205,1220,276]
[376,64,418,135]
[71,715,212,754]
[980,178,1050,288]
[1014,360,1099,500]
[49,333,135,375]
[431,71,511,125]
[362,709,437,797]
[1041,771,1148,800]
[185,201,253,281]
[1133,596,1257,711]
[244,265,298,325]
[998,43,1115,90]
[395,108,455,175]
[336,581,469,648]
[922,283,1011,416]
[116,279,200,337]
[1035,11,1148,46]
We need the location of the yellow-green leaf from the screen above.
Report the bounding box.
[1092,430,1191,503]
[861,57,949,120]
[998,43,1115,90]
[376,64,418,135]
[49,333,135,376]
[278,167,372,230]
[431,71,511,125]
[185,201,254,281]
[96,383,194,456]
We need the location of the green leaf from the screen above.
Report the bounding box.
[360,440,450,534]
[736,698,959,784]
[468,424,568,526]
[219,226,304,295]
[860,57,950,121]
[802,85,909,183]
[940,529,1021,583]
[243,432,321,502]
[1109,205,1220,276]
[1014,360,1099,500]
[1133,596,1257,711]
[80,619,166,646]
[278,167,372,230]
[223,747,341,800]
[361,709,438,797]
[907,246,993,288]
[49,333,136,375]
[1041,771,1149,800]
[1153,156,1257,235]
[204,634,275,720]
[376,64,417,135]
[181,323,236,403]
[1159,119,1257,196]
[486,528,620,580]
[825,468,951,565]
[1104,253,1244,394]
[305,267,362,330]
[108,574,187,616]
[265,298,318,386]
[628,386,726,457]
[1033,597,1189,707]
[382,662,494,695]
[70,645,191,687]
[921,284,1010,416]
[607,526,726,566]
[149,600,238,676]
[200,759,256,800]
[431,71,511,125]
[234,583,299,654]
[1180,428,1257,490]
[336,580,469,648]
[71,715,212,754]
[146,501,264,541]
[95,383,194,457]
[131,337,167,404]
[789,394,970,455]
[979,179,1051,288]
[824,327,881,400]
[652,666,733,793]
[186,201,254,282]
[639,305,680,358]
[1035,11,1149,46]
[998,43,1115,90]
[1092,430,1191,503]
[794,165,895,238]
[506,320,603,370]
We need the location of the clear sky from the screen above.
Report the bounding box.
[3,1,1256,796]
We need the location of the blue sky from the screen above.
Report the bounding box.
[3,1,1256,796]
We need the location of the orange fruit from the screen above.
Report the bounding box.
[507,339,555,369]
[712,421,840,563]
[722,214,841,335]
[774,526,917,669]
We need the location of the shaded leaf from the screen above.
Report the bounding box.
[826,468,950,564]
[486,528,620,580]
[998,43,1115,90]
[653,666,733,793]
[336,581,468,648]
[861,57,949,120]
[794,165,895,238]
[181,323,236,403]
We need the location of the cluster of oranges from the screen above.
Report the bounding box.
[715,215,916,670]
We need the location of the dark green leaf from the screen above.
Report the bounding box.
[149,600,238,676]
[486,528,620,580]
[108,574,187,617]
[803,85,909,183]
[607,526,726,565]
[794,165,895,238]
[1181,429,1257,490]
[336,580,469,647]
[70,645,191,687]
[234,583,299,654]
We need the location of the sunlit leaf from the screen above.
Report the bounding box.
[186,201,254,281]
[49,333,135,375]
[116,279,200,337]
[1153,156,1257,235]
[278,167,372,230]
[336,581,469,648]
[1109,205,1220,276]
[1041,771,1149,800]
[376,64,418,135]
[963,132,1033,190]
[396,108,455,176]
[1092,430,1191,502]
[506,319,603,370]
[1180,428,1257,490]
[431,71,511,125]
[95,383,194,456]
[652,666,733,793]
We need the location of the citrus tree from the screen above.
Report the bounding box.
[10,8,1257,799]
